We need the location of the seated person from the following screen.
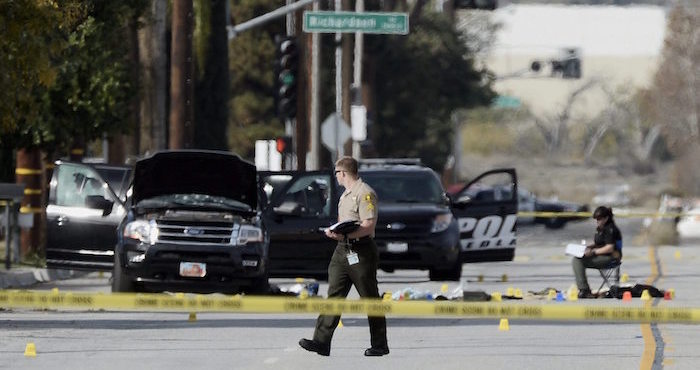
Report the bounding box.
[572,206,622,298]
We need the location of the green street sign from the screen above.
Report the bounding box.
[303,11,409,35]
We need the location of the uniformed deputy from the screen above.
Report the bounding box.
[299,156,389,357]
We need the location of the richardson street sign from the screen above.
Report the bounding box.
[303,11,409,34]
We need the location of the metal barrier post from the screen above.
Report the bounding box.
[0,183,25,269]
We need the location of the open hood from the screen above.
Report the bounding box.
[132,150,257,210]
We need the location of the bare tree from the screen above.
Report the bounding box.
[583,86,661,172]
[533,78,599,155]
[651,4,699,153]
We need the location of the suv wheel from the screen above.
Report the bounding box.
[111,252,136,292]
[429,261,462,282]
[242,276,270,295]
[544,218,566,229]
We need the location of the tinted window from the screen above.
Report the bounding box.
[280,174,331,217]
[94,166,131,199]
[56,164,111,207]
[259,174,293,205]
[457,172,516,204]
[362,171,444,203]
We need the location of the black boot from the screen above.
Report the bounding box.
[577,288,596,299]
[364,347,390,356]
[299,338,330,356]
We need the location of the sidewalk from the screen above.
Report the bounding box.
[0,266,86,289]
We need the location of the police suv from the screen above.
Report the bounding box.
[261,160,518,281]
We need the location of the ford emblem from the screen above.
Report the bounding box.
[184,227,204,236]
[387,222,405,231]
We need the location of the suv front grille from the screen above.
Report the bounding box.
[374,219,432,238]
[156,219,236,246]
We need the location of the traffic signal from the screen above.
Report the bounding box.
[454,0,497,10]
[274,36,299,119]
[276,136,293,155]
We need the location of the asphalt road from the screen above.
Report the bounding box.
[2,218,699,370]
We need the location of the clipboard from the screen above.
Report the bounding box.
[565,243,586,258]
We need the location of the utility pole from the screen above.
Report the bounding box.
[306,0,321,170]
[351,0,364,159]
[139,0,168,154]
[15,148,42,260]
[333,0,343,163]
[169,0,194,149]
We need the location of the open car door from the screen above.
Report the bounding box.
[46,161,130,271]
[451,169,518,263]
[261,171,337,279]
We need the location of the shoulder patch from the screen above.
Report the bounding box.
[364,193,376,212]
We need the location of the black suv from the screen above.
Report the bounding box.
[261,161,518,281]
[46,151,269,293]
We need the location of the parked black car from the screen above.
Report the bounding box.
[46,151,269,293]
[517,187,589,229]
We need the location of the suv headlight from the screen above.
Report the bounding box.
[235,225,263,245]
[123,220,158,244]
[431,213,453,233]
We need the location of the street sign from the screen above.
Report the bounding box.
[303,11,409,34]
[321,113,351,156]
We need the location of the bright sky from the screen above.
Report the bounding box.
[490,4,667,57]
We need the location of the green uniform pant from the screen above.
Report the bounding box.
[313,239,388,349]
[572,255,615,291]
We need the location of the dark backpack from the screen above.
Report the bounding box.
[607,284,664,299]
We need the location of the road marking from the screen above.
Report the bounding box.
[263,357,279,364]
[640,245,665,370]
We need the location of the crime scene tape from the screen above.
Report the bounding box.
[2,290,699,324]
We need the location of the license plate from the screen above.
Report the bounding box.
[179,262,206,277]
[386,242,408,253]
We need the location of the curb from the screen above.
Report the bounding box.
[0,268,88,289]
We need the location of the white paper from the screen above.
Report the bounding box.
[565,243,586,258]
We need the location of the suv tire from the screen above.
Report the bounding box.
[429,261,462,281]
[111,252,136,292]
[243,276,271,295]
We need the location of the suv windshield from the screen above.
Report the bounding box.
[136,193,252,212]
[361,171,444,204]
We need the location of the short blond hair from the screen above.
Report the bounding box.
[335,156,358,176]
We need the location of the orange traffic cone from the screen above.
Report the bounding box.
[622,291,632,301]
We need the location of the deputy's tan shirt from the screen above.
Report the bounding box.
[338,178,378,237]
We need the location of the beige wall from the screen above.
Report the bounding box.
[486,54,660,117]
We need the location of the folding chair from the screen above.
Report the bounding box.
[596,259,621,295]
[596,240,622,295]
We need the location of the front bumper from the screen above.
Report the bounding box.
[375,228,460,270]
[119,240,267,293]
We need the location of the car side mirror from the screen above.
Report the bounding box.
[85,195,114,216]
[443,193,452,206]
[455,195,472,204]
[273,200,303,217]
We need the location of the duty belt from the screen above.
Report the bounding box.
[347,235,372,244]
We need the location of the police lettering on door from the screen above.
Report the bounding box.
[458,215,516,250]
